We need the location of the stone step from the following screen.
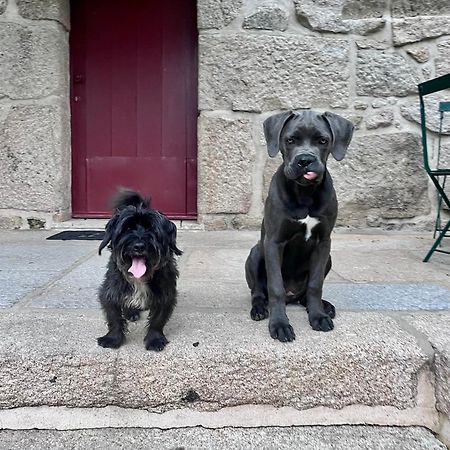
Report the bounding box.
[0,426,446,450]
[0,309,438,424]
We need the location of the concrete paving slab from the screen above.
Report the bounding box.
[324,283,450,311]
[28,252,108,308]
[0,426,445,450]
[331,249,450,286]
[0,232,96,308]
[0,309,429,411]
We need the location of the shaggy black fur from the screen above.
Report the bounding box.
[97,189,182,351]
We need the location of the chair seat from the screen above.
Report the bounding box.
[429,169,450,176]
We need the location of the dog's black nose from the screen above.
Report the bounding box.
[133,242,145,253]
[295,154,316,168]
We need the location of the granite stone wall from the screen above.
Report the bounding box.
[197,0,450,230]
[0,0,70,229]
[0,0,449,229]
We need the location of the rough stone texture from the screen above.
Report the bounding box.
[354,101,369,110]
[0,427,445,450]
[328,133,429,225]
[0,22,68,100]
[0,0,6,15]
[199,34,350,112]
[401,95,450,135]
[197,0,242,29]
[0,216,21,230]
[294,0,386,35]
[391,0,450,17]
[407,47,431,64]
[243,4,289,31]
[403,313,450,418]
[0,310,429,410]
[0,104,71,213]
[356,49,420,97]
[436,38,450,77]
[356,39,390,50]
[198,115,254,214]
[16,0,70,30]
[392,17,450,46]
[365,109,394,130]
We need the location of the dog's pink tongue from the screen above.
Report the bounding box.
[128,257,147,279]
[304,171,318,180]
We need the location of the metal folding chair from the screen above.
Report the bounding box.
[418,73,450,262]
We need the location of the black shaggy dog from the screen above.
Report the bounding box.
[97,189,182,351]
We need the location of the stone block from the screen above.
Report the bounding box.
[403,313,450,418]
[328,132,429,224]
[365,109,394,130]
[401,96,450,135]
[17,0,70,30]
[0,427,445,450]
[356,39,390,50]
[392,17,450,46]
[356,49,420,97]
[199,34,350,112]
[436,38,450,77]
[198,115,254,214]
[294,0,386,34]
[354,101,369,110]
[0,216,22,230]
[0,104,71,212]
[0,310,429,411]
[197,0,242,29]
[391,0,450,17]
[243,3,289,31]
[407,47,431,64]
[0,22,68,99]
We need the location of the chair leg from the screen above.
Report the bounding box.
[424,218,450,262]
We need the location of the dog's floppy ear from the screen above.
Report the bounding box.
[165,219,182,256]
[322,112,354,161]
[263,111,295,157]
[98,217,117,255]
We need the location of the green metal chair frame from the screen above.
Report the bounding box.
[418,73,450,262]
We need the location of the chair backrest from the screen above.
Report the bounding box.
[418,74,450,174]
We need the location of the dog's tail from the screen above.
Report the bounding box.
[110,188,151,211]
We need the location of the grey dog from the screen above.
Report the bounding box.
[245,110,354,342]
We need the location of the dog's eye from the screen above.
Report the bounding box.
[286,138,294,145]
[318,138,328,145]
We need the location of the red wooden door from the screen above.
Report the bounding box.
[70,0,197,218]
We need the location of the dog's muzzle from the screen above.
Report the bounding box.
[285,154,324,184]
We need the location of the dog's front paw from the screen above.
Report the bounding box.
[251,304,269,321]
[322,300,336,319]
[144,330,169,352]
[97,332,125,349]
[308,312,334,332]
[269,319,296,342]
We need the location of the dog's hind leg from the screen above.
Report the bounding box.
[245,243,269,321]
[97,300,126,349]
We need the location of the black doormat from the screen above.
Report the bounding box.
[47,230,105,241]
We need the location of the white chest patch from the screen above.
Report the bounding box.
[126,283,150,310]
[297,215,320,240]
